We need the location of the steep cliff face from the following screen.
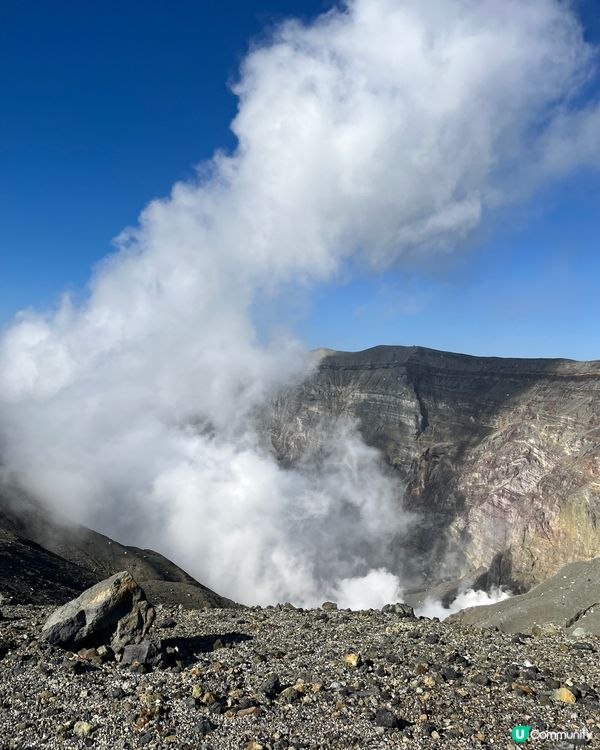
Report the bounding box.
[268,346,600,591]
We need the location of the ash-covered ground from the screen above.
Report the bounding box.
[1,603,598,750]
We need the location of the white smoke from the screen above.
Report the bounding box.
[0,0,599,606]
[417,587,512,620]
[333,569,403,611]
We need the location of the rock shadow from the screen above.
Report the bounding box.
[161,632,253,666]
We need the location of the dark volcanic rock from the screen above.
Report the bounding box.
[268,345,600,591]
[41,571,154,651]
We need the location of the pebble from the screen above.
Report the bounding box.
[73,720,93,738]
[343,652,362,668]
[554,687,577,703]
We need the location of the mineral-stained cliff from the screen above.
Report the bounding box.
[267,345,600,592]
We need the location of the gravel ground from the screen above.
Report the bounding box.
[1,603,599,749]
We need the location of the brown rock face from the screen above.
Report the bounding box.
[268,345,600,591]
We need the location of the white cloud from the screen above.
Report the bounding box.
[0,0,598,605]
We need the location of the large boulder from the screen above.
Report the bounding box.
[41,571,155,651]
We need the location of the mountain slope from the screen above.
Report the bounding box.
[0,491,235,607]
[448,556,600,635]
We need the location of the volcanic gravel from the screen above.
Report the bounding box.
[1,603,599,749]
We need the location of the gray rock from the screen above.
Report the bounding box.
[119,638,177,670]
[41,571,155,651]
[374,708,404,729]
[157,616,177,629]
[381,602,415,617]
[120,639,153,668]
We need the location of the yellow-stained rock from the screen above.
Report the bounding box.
[343,652,362,668]
[554,687,576,703]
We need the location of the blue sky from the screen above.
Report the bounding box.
[1,0,599,360]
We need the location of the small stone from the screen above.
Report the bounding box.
[198,718,216,735]
[425,633,440,645]
[322,601,338,611]
[554,687,577,703]
[374,708,402,729]
[343,652,362,668]
[238,706,262,717]
[280,687,299,703]
[572,642,595,651]
[381,603,415,618]
[73,721,93,738]
[120,640,154,669]
[531,623,562,637]
[441,667,458,681]
[260,673,282,699]
[158,617,177,629]
[570,627,589,638]
[97,645,114,662]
